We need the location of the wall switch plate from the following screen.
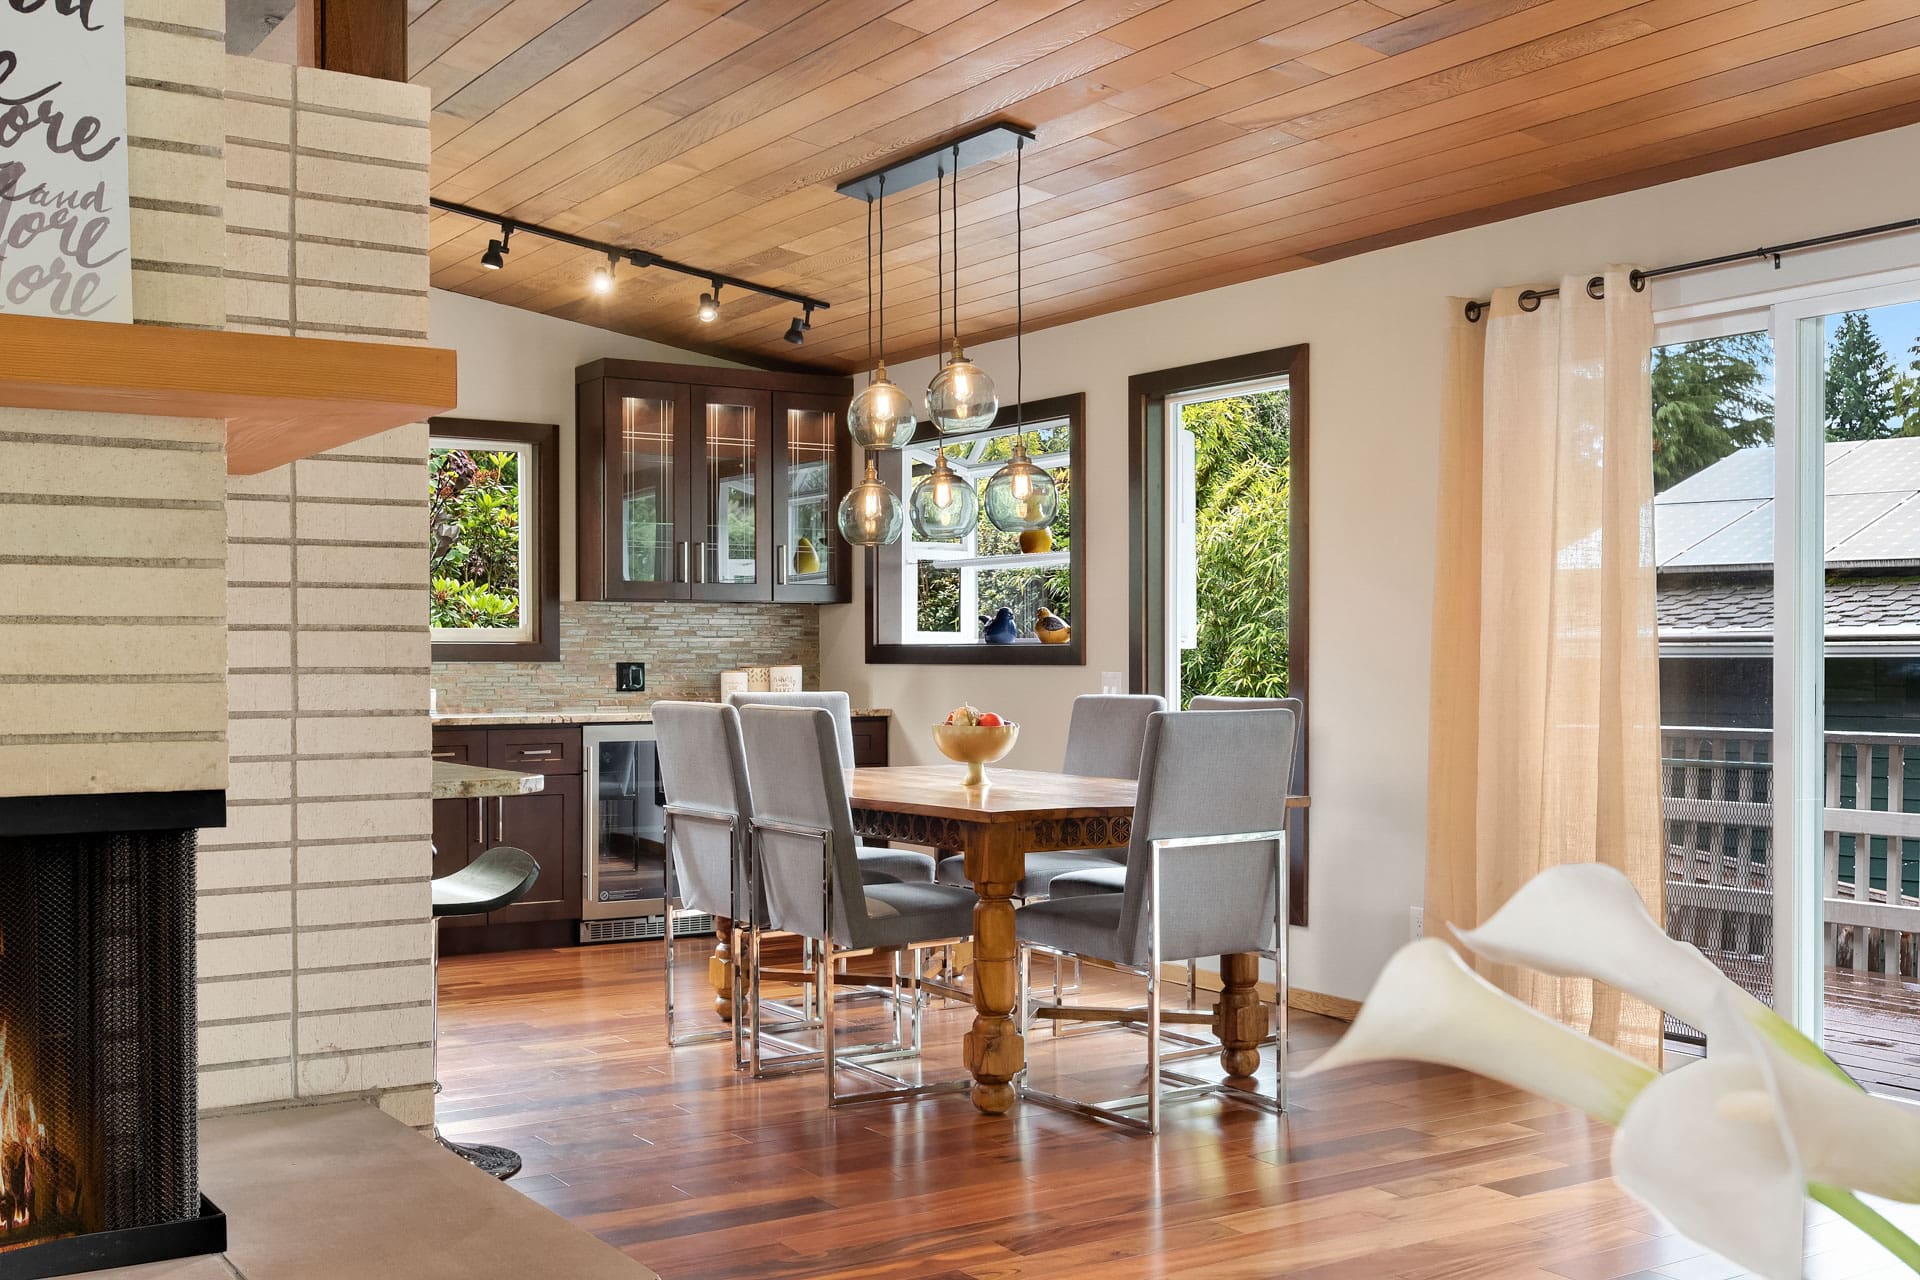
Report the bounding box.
[1100,670,1124,696]
[1409,906,1424,941]
[615,662,646,692]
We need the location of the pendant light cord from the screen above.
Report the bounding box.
[877,172,887,363]
[1015,135,1026,445]
[951,144,961,346]
[936,163,945,359]
[864,194,874,383]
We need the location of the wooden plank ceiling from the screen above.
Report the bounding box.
[418,0,1920,371]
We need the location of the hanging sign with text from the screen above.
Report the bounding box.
[1,0,133,323]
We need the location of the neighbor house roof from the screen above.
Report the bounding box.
[1656,439,1920,645]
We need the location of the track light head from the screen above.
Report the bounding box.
[697,283,721,323]
[480,223,511,270]
[784,303,814,346]
[591,253,617,296]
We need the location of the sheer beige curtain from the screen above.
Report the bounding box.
[1425,269,1666,1064]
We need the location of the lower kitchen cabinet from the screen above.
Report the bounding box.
[492,773,581,925]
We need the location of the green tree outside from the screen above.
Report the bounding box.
[1651,331,1773,491]
[1824,311,1898,441]
[1178,390,1291,706]
[430,448,523,629]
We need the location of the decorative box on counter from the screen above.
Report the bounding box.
[719,665,804,696]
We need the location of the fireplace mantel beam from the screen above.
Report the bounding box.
[0,314,457,474]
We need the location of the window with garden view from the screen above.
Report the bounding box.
[428,419,557,659]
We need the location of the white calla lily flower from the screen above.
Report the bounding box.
[1454,863,1766,1045]
[1612,1054,1807,1280]
[1299,939,1655,1125]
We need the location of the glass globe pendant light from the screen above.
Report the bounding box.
[984,138,1058,534]
[909,446,978,541]
[838,456,905,546]
[926,156,998,435]
[846,178,917,451]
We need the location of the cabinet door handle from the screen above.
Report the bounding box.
[696,541,708,584]
[776,544,787,586]
[432,750,455,760]
[473,797,483,844]
[676,541,689,584]
[519,747,554,757]
[496,797,504,843]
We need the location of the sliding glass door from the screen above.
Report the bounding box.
[1657,277,1920,1097]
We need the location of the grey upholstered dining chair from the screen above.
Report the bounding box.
[654,700,933,1073]
[935,693,1166,899]
[727,690,934,886]
[1012,706,1297,1133]
[1049,694,1303,902]
[652,701,755,1061]
[737,704,978,1107]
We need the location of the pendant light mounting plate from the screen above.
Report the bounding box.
[835,122,1037,201]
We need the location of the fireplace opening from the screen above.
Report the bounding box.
[0,829,218,1276]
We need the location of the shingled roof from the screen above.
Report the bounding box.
[1657,440,1920,644]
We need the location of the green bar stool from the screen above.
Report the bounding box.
[430,844,539,1179]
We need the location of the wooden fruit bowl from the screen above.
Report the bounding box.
[930,722,1019,786]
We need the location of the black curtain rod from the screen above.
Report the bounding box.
[1461,214,1920,322]
[431,197,831,313]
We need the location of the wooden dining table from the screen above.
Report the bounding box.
[845,764,1272,1116]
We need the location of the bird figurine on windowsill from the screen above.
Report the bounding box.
[980,607,1018,644]
[1035,608,1071,644]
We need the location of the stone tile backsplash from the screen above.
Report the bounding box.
[431,601,821,715]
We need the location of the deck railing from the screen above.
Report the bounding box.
[1663,726,1920,996]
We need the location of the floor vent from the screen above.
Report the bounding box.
[579,913,715,944]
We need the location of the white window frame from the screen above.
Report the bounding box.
[1652,244,1920,1042]
[430,434,537,646]
[886,416,1072,646]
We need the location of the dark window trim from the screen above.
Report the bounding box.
[1127,347,1308,925]
[865,392,1086,666]
[430,417,561,663]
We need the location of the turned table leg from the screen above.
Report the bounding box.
[710,915,734,1022]
[1213,952,1266,1079]
[962,828,1025,1114]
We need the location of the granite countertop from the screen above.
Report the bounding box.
[431,706,892,727]
[430,760,547,799]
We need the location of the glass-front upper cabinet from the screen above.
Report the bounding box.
[575,361,852,604]
[579,378,690,601]
[692,387,770,600]
[773,392,848,603]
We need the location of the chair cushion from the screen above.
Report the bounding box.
[1014,893,1129,966]
[1046,864,1125,899]
[935,849,1125,898]
[856,844,935,885]
[852,882,977,950]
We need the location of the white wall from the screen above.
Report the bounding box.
[428,290,744,599]
[819,121,1920,1004]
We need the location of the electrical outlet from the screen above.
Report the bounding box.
[615,662,646,692]
[1409,906,1424,941]
[1100,670,1124,695]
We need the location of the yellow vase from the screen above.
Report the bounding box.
[1019,528,1053,554]
[793,538,820,575]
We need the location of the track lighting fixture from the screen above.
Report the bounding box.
[431,198,830,338]
[784,305,813,346]
[590,253,617,295]
[480,224,510,270]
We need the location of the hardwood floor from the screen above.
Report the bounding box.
[437,941,1919,1279]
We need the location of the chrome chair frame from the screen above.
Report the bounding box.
[751,817,971,1108]
[1016,827,1290,1134]
[661,803,746,1061]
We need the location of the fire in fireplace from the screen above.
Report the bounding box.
[0,829,221,1276]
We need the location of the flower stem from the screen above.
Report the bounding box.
[1811,1184,1920,1274]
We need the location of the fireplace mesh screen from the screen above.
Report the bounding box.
[0,829,200,1252]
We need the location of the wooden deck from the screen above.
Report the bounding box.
[1820,968,1920,1102]
[436,941,1920,1280]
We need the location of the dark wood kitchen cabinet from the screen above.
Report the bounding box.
[575,360,854,605]
[433,724,584,955]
